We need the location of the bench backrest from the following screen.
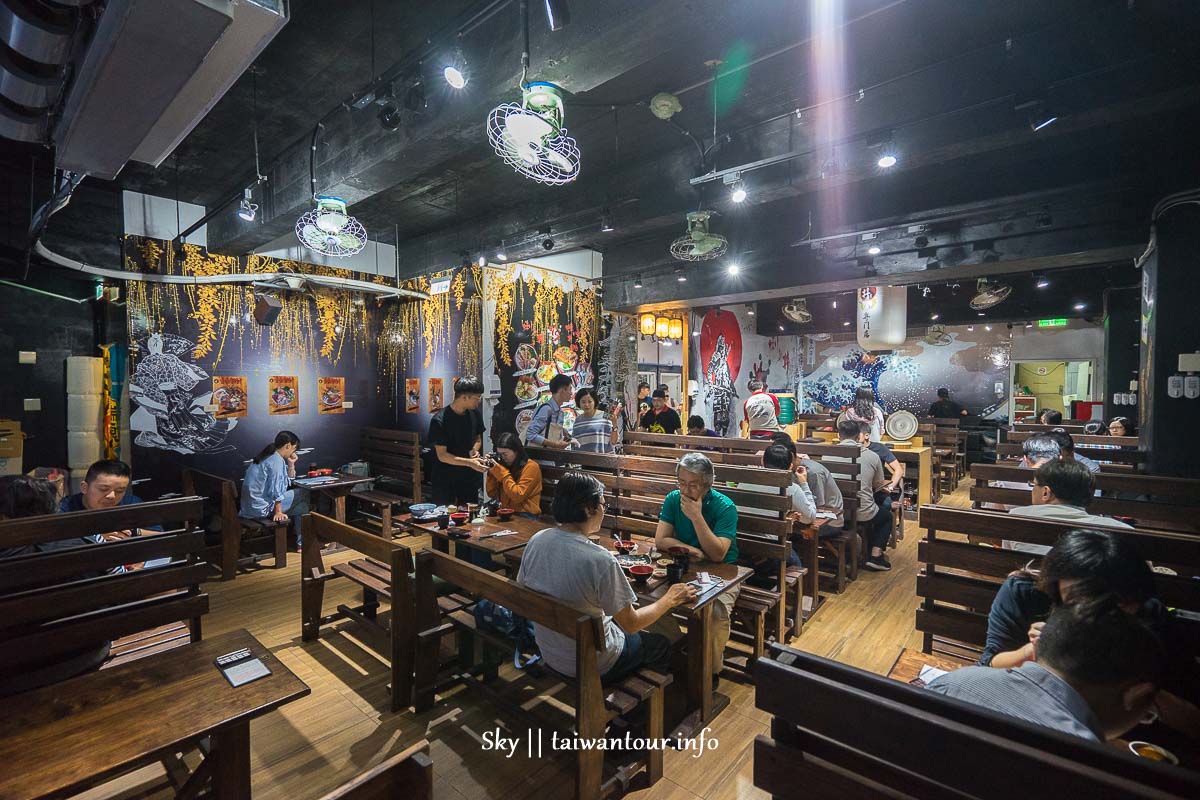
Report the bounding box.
[916,505,1199,657]
[1014,422,1089,433]
[994,441,1146,466]
[318,741,432,800]
[1007,430,1139,448]
[755,644,1200,800]
[181,467,239,530]
[0,497,209,673]
[969,463,1199,533]
[362,428,423,502]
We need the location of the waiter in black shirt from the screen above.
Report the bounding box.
[928,387,968,418]
[640,388,682,434]
[428,378,488,505]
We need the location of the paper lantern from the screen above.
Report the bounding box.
[856,286,907,350]
[655,316,670,338]
[640,312,656,336]
[668,318,683,340]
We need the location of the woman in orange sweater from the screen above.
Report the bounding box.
[485,432,543,517]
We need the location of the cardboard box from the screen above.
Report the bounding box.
[0,419,23,459]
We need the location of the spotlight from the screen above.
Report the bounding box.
[334,324,344,334]
[600,212,614,232]
[930,312,939,321]
[633,275,643,289]
[832,300,837,309]
[867,245,881,256]
[692,329,700,336]
[378,103,402,131]
[1025,321,1033,328]
[727,263,740,276]
[729,179,747,203]
[977,312,985,317]
[495,249,507,262]
[676,269,687,283]
[1030,113,1058,132]
[478,254,488,267]
[444,65,467,88]
[1074,302,1086,310]
[877,154,897,169]
[1035,276,1050,289]
[967,325,974,332]
[745,304,754,316]
[541,238,555,251]
[778,324,785,332]
[237,187,258,222]
[543,0,570,30]
[951,283,960,295]
[984,325,991,331]
[842,320,851,326]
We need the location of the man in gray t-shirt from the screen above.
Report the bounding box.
[517,527,640,676]
[798,456,844,528]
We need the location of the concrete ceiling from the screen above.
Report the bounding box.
[8,0,1200,296]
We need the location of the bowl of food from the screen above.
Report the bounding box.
[1128,741,1178,764]
[628,564,653,585]
[497,507,515,522]
[450,512,469,526]
[614,540,636,555]
[656,558,674,568]
[652,568,668,579]
[410,503,437,517]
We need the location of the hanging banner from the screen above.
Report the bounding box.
[428,378,444,413]
[317,377,345,414]
[857,286,907,351]
[405,379,420,414]
[268,376,299,415]
[99,344,128,459]
[211,376,249,419]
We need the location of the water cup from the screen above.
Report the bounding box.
[436,513,450,530]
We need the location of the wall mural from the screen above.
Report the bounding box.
[699,309,742,436]
[596,313,638,429]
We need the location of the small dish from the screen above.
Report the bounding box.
[652,568,667,579]
[656,558,673,568]
[628,565,653,585]
[497,507,515,522]
[1128,741,1178,764]
[449,512,469,526]
[588,535,601,543]
[614,540,636,555]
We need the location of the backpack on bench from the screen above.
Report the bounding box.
[473,598,542,671]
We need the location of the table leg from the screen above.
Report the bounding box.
[209,721,251,798]
[686,604,714,723]
[804,532,819,621]
[333,493,347,524]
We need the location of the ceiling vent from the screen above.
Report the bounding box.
[0,0,78,142]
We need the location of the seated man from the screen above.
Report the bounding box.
[772,432,844,529]
[1005,460,1132,554]
[1045,429,1101,475]
[984,434,1060,512]
[828,419,891,571]
[655,452,738,682]
[928,601,1165,742]
[60,459,164,568]
[686,415,721,438]
[1039,409,1064,425]
[860,421,904,524]
[734,444,810,580]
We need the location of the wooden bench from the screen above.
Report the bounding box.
[917,504,1200,660]
[356,428,424,537]
[300,512,418,712]
[969,463,1200,534]
[1014,421,1091,433]
[530,446,808,661]
[318,740,432,800]
[0,497,209,684]
[1002,429,1145,471]
[182,467,289,581]
[412,548,671,800]
[754,643,1200,800]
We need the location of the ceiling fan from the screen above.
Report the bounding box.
[969,278,1012,310]
[669,211,728,261]
[922,324,953,346]
[781,298,812,323]
[295,196,368,258]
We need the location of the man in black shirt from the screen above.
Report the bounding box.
[640,389,682,434]
[928,387,967,418]
[428,378,488,505]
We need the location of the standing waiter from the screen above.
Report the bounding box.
[428,378,488,505]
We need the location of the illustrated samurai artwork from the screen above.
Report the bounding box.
[128,333,236,454]
[704,333,739,435]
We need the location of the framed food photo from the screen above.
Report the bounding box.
[428,378,444,413]
[405,378,420,414]
[211,376,248,419]
[268,376,299,415]
[317,377,345,415]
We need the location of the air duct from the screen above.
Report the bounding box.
[0,0,79,142]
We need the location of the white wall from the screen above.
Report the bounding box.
[253,231,398,275]
[122,190,207,244]
[1010,319,1105,400]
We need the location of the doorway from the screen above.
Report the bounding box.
[1011,360,1094,421]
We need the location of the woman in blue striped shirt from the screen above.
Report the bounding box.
[571,388,619,453]
[240,430,308,548]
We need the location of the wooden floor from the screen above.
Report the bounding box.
[99,485,970,800]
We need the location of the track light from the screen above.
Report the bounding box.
[237,187,258,222]
[951,283,960,295]
[843,320,851,327]
[778,324,786,332]
[1030,113,1058,132]
[877,153,897,169]
[1025,321,1033,328]
[478,254,488,267]
[404,81,427,113]
[727,263,740,276]
[444,35,468,89]
[600,211,614,232]
[921,286,931,297]
[967,325,974,332]
[832,300,837,309]
[930,312,939,321]
[378,103,402,131]
[496,249,507,262]
[729,179,747,203]
[1036,275,1050,289]
[675,269,687,283]
[544,0,570,29]
[1074,302,1086,311]
[867,245,881,256]
[633,275,643,289]
[984,325,991,331]
[745,304,754,316]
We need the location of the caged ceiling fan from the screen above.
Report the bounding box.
[781,298,812,324]
[296,124,368,257]
[922,324,953,346]
[486,2,580,184]
[969,278,1012,310]
[669,210,728,261]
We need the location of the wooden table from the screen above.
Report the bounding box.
[792,514,831,621]
[504,531,752,737]
[885,647,972,685]
[888,446,933,510]
[294,473,375,524]
[0,628,309,800]
[401,513,547,556]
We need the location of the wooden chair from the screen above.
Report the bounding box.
[0,498,209,681]
[411,548,671,800]
[916,505,1199,660]
[354,428,424,537]
[317,740,432,800]
[300,512,417,712]
[182,467,289,581]
[969,463,1200,535]
[754,644,1200,800]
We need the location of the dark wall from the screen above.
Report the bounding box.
[1103,287,1140,422]
[0,271,124,472]
[1139,205,1200,478]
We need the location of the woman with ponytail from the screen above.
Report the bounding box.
[845,386,885,443]
[239,431,308,547]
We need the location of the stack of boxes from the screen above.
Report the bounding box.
[66,356,105,494]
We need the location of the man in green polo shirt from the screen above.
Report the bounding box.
[655,452,739,682]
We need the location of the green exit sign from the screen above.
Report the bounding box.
[1038,318,1068,328]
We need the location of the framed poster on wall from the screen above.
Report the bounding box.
[429,378,444,412]
[318,377,345,414]
[268,376,299,415]
[211,376,248,419]
[405,379,420,414]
